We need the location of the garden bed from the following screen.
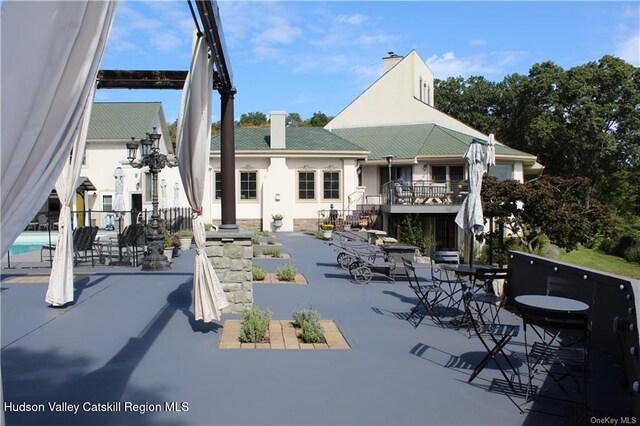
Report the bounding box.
[219,320,349,349]
[254,272,307,284]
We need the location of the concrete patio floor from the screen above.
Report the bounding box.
[1,232,631,425]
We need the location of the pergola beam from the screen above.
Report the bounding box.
[96,70,188,90]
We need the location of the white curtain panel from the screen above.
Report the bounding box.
[0,0,118,254]
[46,92,96,306]
[177,33,229,322]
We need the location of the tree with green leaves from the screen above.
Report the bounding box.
[304,111,331,127]
[238,111,268,128]
[286,112,302,127]
[482,175,610,253]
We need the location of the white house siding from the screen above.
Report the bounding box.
[208,155,361,232]
[326,51,486,140]
[81,135,187,228]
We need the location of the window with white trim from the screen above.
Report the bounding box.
[214,171,222,200]
[298,171,315,200]
[239,171,258,200]
[323,171,340,200]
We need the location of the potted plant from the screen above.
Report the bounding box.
[321,223,334,239]
[175,229,194,250]
[163,233,174,261]
[272,213,283,228]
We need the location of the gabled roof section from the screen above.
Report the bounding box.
[88,102,162,140]
[331,124,435,161]
[210,127,367,153]
[331,124,536,162]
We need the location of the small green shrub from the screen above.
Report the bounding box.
[624,247,640,264]
[267,236,277,245]
[261,247,281,257]
[175,229,193,238]
[276,263,296,281]
[292,308,325,343]
[292,308,321,328]
[314,231,324,240]
[251,232,260,245]
[239,306,272,343]
[300,320,325,343]
[252,265,266,281]
[260,231,271,237]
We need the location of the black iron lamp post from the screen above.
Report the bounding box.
[383,155,394,204]
[126,127,178,271]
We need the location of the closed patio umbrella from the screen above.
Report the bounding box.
[173,182,180,208]
[113,167,126,217]
[160,178,168,211]
[454,139,486,266]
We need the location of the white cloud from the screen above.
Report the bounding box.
[470,39,487,46]
[335,14,367,25]
[254,24,303,45]
[616,33,640,66]
[150,33,182,53]
[426,51,528,78]
[356,33,399,45]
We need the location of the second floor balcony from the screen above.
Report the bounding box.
[378,179,468,213]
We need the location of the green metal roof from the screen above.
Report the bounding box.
[88,102,161,140]
[331,124,534,160]
[210,127,366,152]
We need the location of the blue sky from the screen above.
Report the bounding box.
[98,1,640,124]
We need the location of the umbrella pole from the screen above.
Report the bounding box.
[469,233,474,268]
[118,216,123,263]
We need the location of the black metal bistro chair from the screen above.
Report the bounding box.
[402,258,444,328]
[464,289,521,389]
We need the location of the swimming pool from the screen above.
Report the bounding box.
[8,234,58,256]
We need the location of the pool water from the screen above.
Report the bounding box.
[8,234,58,256]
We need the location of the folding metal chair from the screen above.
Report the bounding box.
[402,258,443,328]
[517,297,591,407]
[464,290,520,389]
[430,250,463,314]
[468,268,511,326]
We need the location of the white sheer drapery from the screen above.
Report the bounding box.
[0,0,117,254]
[177,33,229,322]
[46,93,96,306]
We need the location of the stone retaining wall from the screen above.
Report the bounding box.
[205,231,253,313]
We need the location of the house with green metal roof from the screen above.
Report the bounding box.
[322,50,541,249]
[209,111,368,231]
[79,102,187,229]
[206,51,541,246]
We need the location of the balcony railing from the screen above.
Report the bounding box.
[380,179,468,206]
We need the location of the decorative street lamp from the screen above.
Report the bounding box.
[126,127,178,271]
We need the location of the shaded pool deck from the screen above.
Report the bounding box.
[1,233,631,425]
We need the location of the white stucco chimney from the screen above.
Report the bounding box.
[382,52,403,74]
[270,111,286,149]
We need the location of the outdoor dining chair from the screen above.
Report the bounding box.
[402,258,443,328]
[515,297,590,408]
[467,268,512,326]
[430,250,463,314]
[464,289,521,390]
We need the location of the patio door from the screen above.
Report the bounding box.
[435,215,457,250]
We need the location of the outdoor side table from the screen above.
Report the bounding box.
[381,244,418,276]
